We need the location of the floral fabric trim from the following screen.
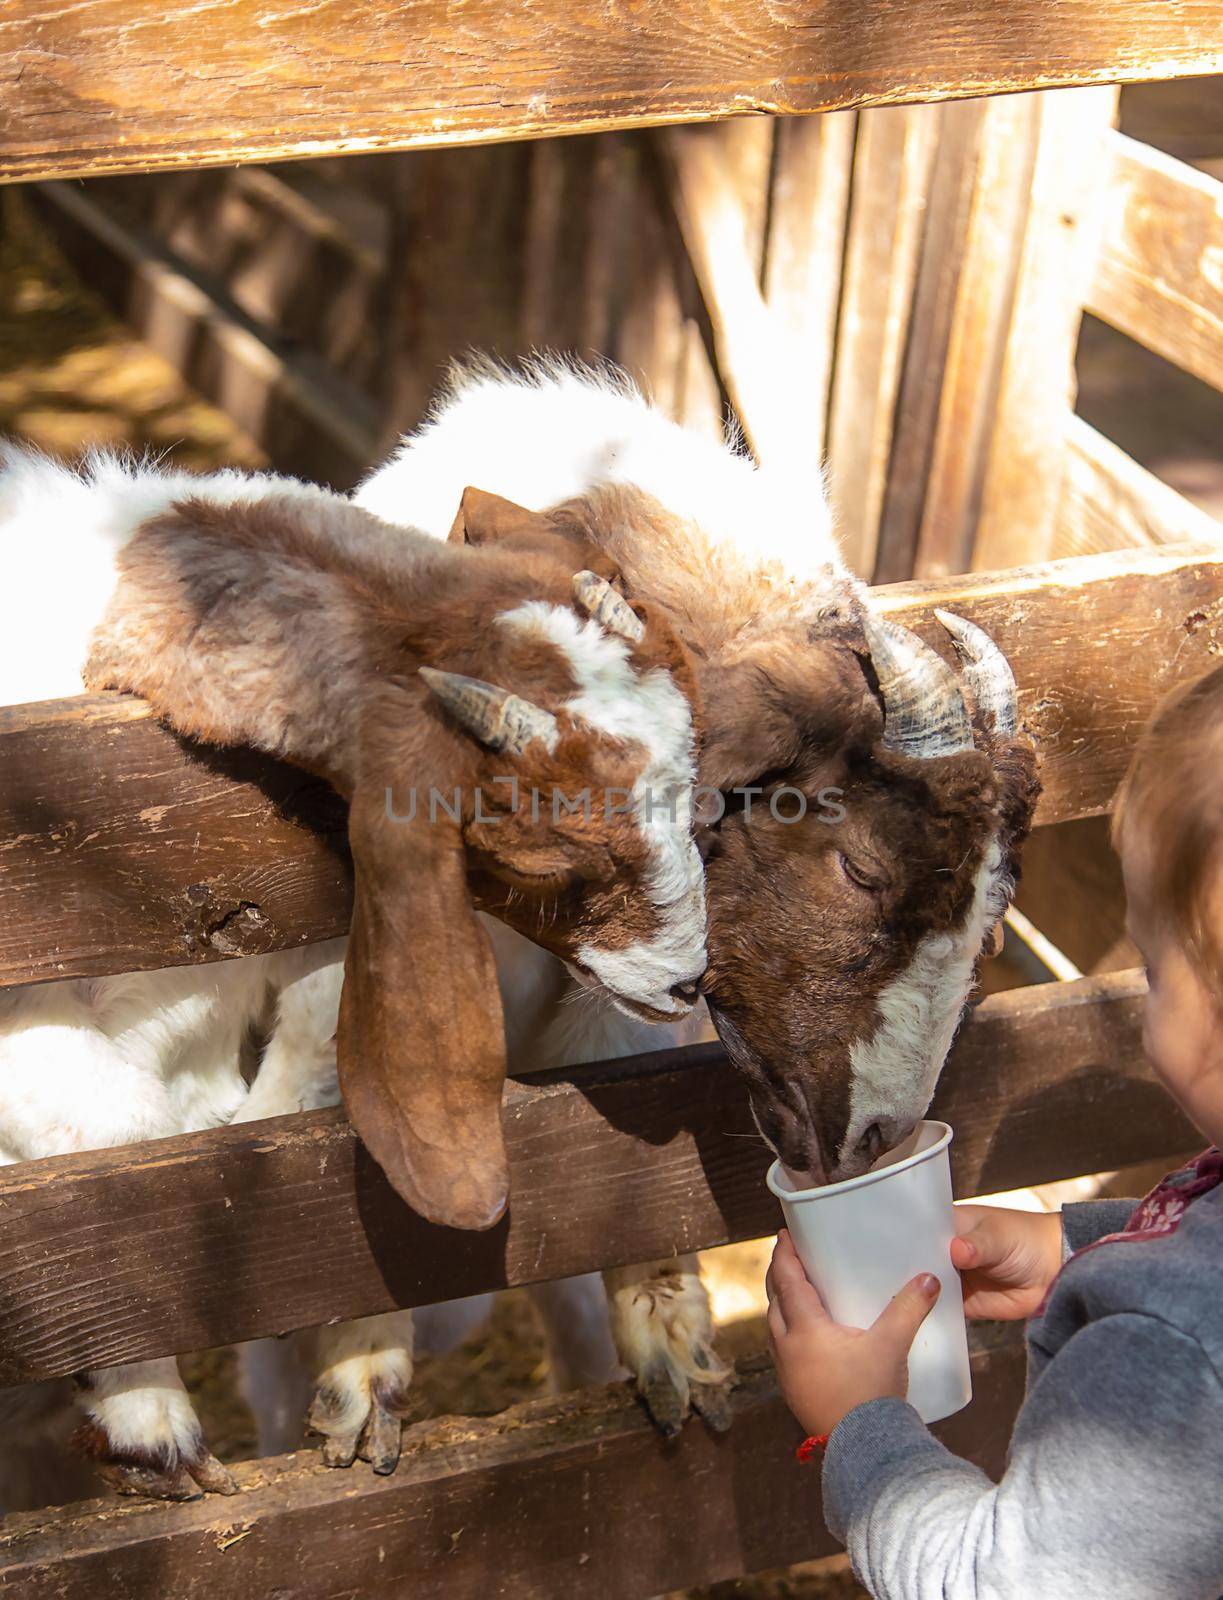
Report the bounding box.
[1036,1147,1221,1317]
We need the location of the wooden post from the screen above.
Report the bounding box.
[826,105,941,576]
[762,110,857,463]
[971,87,1121,569]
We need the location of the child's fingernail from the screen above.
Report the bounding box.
[919,1273,940,1298]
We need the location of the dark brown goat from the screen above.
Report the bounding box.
[446,474,1040,1184]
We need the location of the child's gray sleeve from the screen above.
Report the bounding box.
[822,1313,1223,1600]
[1060,1198,1137,1250]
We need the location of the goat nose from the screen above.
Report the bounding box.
[669,979,701,1005]
[855,1121,890,1164]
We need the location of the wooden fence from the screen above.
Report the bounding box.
[0,543,1217,1592]
[4,5,1223,1595]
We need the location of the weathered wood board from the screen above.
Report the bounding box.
[3,2,1223,185]
[0,696,351,988]
[1089,130,1223,396]
[1058,416,1223,557]
[4,544,1221,989]
[0,969,1193,1385]
[0,1341,1024,1597]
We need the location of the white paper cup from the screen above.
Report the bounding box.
[766,1120,971,1424]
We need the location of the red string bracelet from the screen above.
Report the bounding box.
[796,1433,830,1463]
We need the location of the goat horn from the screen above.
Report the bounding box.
[862,614,975,759]
[933,610,1018,738]
[419,667,560,756]
[572,571,645,643]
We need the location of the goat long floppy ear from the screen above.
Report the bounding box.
[336,777,509,1231]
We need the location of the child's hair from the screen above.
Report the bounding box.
[1112,661,1223,993]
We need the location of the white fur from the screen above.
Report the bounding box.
[80,1360,204,1458]
[844,842,1011,1162]
[0,443,326,709]
[497,600,705,1015]
[355,358,838,578]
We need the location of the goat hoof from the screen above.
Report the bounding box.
[74,1416,237,1503]
[309,1383,360,1468]
[308,1335,412,1474]
[610,1266,733,1438]
[319,1430,360,1468]
[189,1450,239,1496]
[690,1370,735,1434]
[312,1398,403,1474]
[637,1350,735,1438]
[639,1366,688,1438]
[97,1459,202,1501]
[357,1399,403,1476]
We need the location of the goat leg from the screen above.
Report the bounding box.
[72,1360,237,1501]
[307,1312,415,1475]
[603,1257,734,1438]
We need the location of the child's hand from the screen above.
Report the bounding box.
[765,1230,940,1439]
[951,1204,1064,1320]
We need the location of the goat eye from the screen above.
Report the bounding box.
[839,852,884,893]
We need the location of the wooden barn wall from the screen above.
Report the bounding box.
[24,81,1223,591]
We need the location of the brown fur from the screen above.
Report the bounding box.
[85,489,701,1229]
[449,485,623,585]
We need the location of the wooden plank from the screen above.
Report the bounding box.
[0,695,351,990]
[1057,415,1223,556]
[523,134,631,364]
[1012,815,1139,978]
[1088,130,1223,395]
[579,134,638,358]
[0,969,1196,1385]
[762,110,857,460]
[4,546,1221,991]
[662,124,802,467]
[28,181,379,490]
[1119,76,1223,166]
[376,142,536,441]
[970,88,1120,570]
[0,1340,1025,1597]
[96,168,390,363]
[614,138,696,422]
[826,106,941,577]
[4,1,1223,185]
[874,97,991,583]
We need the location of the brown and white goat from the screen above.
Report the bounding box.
[83,484,708,1230]
[0,444,706,1498]
[360,361,1040,1184]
